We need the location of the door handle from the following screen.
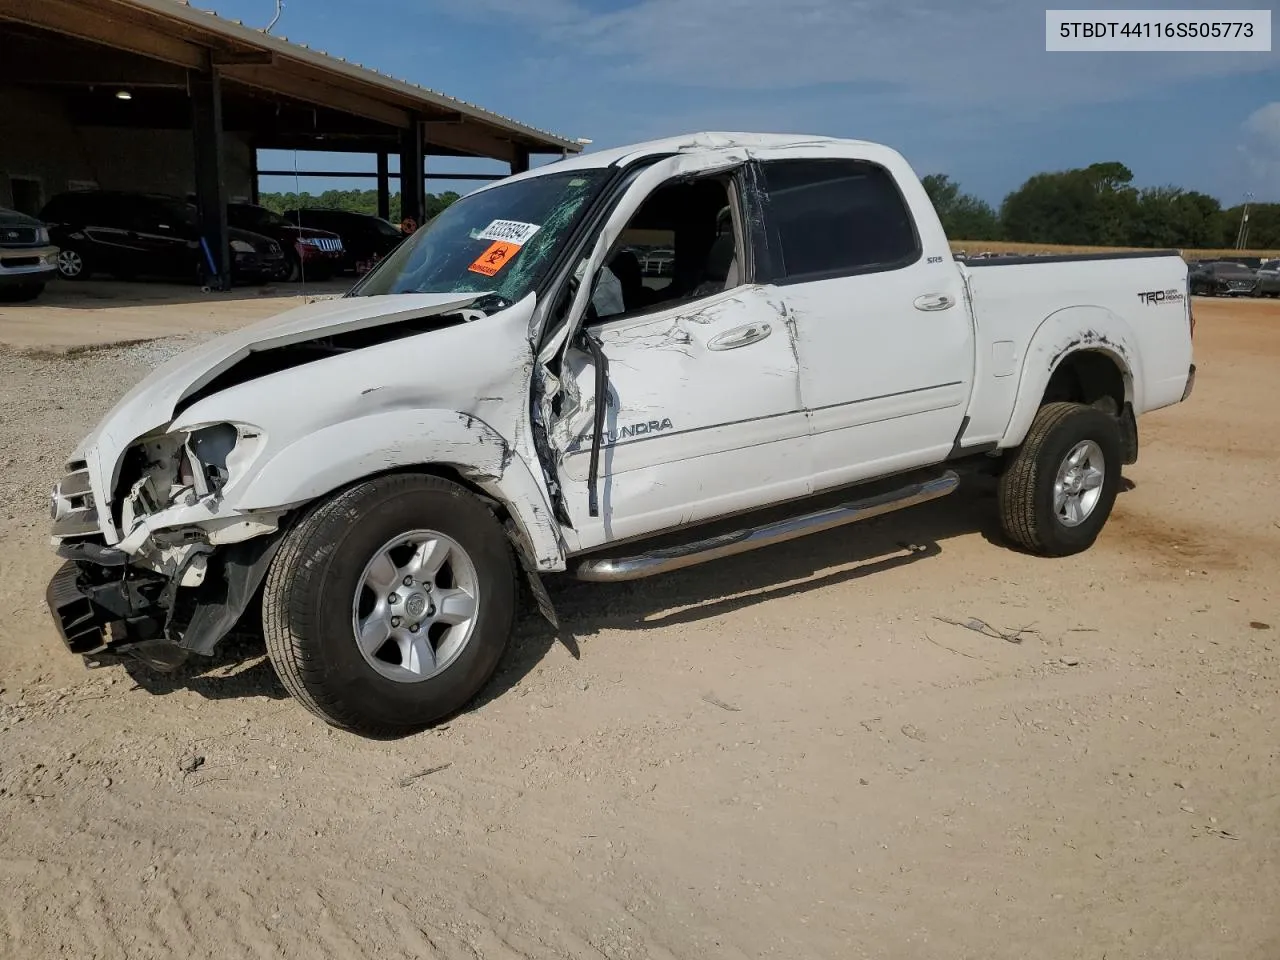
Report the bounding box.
[914,293,955,312]
[708,322,772,351]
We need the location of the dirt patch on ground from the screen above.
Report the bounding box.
[0,278,351,352]
[0,297,1277,959]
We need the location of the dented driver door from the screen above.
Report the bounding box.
[547,161,810,554]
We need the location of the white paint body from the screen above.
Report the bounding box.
[55,132,1194,585]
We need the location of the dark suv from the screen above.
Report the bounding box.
[282,208,405,275]
[40,191,284,285]
[227,203,345,282]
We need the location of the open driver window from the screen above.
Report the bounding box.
[587,173,745,324]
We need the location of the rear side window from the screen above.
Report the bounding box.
[759,159,920,281]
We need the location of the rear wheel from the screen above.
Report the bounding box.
[262,474,517,736]
[998,402,1122,557]
[56,247,89,281]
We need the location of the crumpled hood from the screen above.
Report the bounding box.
[72,292,487,492]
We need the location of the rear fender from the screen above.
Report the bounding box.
[1001,306,1142,448]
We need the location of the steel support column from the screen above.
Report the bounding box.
[399,122,425,226]
[511,146,530,175]
[376,152,390,221]
[249,146,260,205]
[190,64,229,290]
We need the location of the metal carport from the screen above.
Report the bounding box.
[0,0,583,287]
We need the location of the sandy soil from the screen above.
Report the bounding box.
[0,278,351,352]
[0,295,1276,960]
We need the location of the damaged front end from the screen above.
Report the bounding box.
[46,422,287,671]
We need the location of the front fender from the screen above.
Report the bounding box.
[231,408,567,570]
[1001,306,1143,448]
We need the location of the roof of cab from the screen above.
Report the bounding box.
[495,132,880,183]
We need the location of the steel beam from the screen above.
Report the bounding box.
[399,121,426,225]
[376,152,390,220]
[190,64,230,290]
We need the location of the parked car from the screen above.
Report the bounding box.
[44,132,1195,736]
[282,209,404,275]
[40,191,284,285]
[1188,260,1257,297]
[227,203,345,282]
[0,206,58,301]
[1253,259,1280,297]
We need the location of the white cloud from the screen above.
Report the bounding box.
[1238,102,1280,188]
[434,0,1277,111]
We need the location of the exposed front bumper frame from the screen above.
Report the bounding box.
[45,530,288,669]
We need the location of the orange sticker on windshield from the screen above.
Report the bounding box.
[468,240,521,277]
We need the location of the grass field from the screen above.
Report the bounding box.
[950,240,1279,260]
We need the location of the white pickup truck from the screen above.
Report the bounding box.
[45,133,1196,735]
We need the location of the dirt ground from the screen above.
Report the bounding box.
[0,293,1276,960]
[0,278,352,352]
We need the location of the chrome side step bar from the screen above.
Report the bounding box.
[573,470,959,583]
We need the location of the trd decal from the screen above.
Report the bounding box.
[1137,289,1186,305]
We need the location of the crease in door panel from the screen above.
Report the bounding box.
[768,297,806,412]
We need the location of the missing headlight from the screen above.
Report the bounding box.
[188,423,240,491]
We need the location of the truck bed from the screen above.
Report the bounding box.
[955,249,1193,449]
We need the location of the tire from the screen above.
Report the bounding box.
[262,473,517,736]
[55,246,90,281]
[997,402,1122,557]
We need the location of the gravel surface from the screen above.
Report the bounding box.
[0,298,1276,960]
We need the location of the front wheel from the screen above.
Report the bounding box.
[997,402,1122,557]
[276,253,302,283]
[262,474,517,736]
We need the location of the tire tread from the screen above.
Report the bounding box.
[998,401,1094,554]
[262,473,508,736]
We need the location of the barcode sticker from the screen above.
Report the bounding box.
[477,219,541,245]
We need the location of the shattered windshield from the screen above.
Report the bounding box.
[352,169,610,306]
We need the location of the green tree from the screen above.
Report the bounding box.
[1219,203,1280,249]
[425,191,461,220]
[921,174,1001,239]
[1000,162,1140,246]
[257,189,461,223]
[1130,187,1222,248]
[1082,162,1139,246]
[1000,170,1097,245]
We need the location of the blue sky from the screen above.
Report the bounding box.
[198,0,1280,206]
